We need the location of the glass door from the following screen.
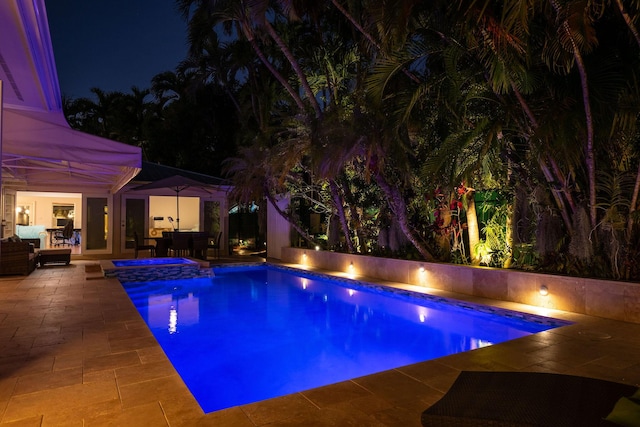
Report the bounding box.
[2,189,15,238]
[82,194,111,254]
[122,196,147,254]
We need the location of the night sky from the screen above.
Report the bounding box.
[45,0,189,100]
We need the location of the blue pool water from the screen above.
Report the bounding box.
[121,265,569,412]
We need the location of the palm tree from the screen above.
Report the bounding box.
[120,86,152,154]
[179,0,362,250]
[608,0,640,240]
[225,142,320,246]
[545,0,598,229]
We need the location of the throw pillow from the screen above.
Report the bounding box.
[605,397,640,427]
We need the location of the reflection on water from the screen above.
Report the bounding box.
[147,291,200,334]
[169,307,178,334]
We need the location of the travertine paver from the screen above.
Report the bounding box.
[0,260,638,426]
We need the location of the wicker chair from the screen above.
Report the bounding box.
[0,240,37,275]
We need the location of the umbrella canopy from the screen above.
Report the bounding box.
[133,175,212,231]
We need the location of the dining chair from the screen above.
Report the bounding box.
[171,232,191,257]
[207,231,222,259]
[133,231,155,258]
[191,232,209,260]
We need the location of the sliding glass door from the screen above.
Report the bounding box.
[82,194,111,254]
[122,195,147,254]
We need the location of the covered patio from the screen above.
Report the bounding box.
[1,0,141,255]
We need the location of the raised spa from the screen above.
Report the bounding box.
[102,257,212,282]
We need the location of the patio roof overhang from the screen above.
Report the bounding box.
[0,0,141,194]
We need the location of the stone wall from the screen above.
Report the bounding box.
[280,247,640,324]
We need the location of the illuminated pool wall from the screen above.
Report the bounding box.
[280,247,640,324]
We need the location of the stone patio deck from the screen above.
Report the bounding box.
[0,261,638,426]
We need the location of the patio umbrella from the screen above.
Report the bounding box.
[133,175,212,231]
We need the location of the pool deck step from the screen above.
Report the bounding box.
[84,263,104,280]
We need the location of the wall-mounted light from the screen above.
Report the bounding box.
[539,285,549,296]
[417,265,428,287]
[315,245,320,251]
[348,261,355,273]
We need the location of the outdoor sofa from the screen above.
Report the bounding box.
[0,236,40,275]
[0,236,71,275]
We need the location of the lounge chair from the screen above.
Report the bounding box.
[421,371,639,426]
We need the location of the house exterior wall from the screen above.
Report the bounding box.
[266,196,291,260]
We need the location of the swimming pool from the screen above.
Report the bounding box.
[121,264,570,413]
